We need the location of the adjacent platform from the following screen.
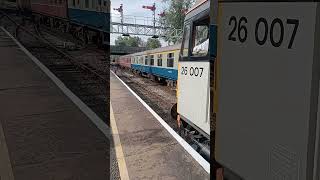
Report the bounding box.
[0,27,111,179]
[110,71,210,180]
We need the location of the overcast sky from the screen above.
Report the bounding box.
[110,0,167,46]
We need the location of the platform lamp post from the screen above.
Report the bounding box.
[142,3,158,38]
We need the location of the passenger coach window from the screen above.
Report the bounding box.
[85,0,89,8]
[157,54,162,66]
[150,55,154,66]
[145,56,148,65]
[181,24,190,57]
[167,53,174,67]
[191,17,209,57]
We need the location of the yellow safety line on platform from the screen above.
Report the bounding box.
[0,119,14,180]
[110,103,130,180]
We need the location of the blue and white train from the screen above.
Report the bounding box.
[117,44,180,85]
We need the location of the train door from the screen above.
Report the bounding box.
[177,12,210,137]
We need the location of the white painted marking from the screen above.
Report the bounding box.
[110,103,130,180]
[110,70,210,174]
[0,27,111,139]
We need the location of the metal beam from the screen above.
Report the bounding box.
[110,13,183,41]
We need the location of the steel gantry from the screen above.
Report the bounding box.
[111,4,183,41]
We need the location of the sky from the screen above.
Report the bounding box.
[110,0,167,46]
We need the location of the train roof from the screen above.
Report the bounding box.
[185,0,209,21]
[146,43,181,54]
[128,43,181,57]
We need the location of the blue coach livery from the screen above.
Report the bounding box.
[122,44,180,83]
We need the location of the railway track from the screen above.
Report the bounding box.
[0,11,109,125]
[115,69,178,131]
[0,11,122,179]
[0,11,122,180]
[25,24,108,122]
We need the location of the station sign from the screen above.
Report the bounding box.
[215,1,320,180]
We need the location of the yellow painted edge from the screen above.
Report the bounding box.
[177,63,180,111]
[110,103,130,180]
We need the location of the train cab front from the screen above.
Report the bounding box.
[176,0,212,162]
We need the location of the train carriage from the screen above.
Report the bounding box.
[130,44,180,82]
[7,0,110,46]
[147,44,180,81]
[117,54,131,69]
[67,0,110,32]
[30,0,67,18]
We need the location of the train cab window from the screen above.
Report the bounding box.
[191,17,209,57]
[181,24,190,57]
[157,54,162,66]
[167,53,174,67]
[150,55,154,66]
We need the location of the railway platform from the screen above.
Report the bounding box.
[0,27,113,179]
[110,71,210,180]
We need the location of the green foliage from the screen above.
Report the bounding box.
[146,38,161,49]
[160,0,195,44]
[114,36,144,47]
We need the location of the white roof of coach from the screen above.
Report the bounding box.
[129,44,181,57]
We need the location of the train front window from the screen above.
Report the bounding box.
[181,24,190,57]
[191,17,209,57]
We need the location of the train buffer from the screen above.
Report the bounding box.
[110,71,210,179]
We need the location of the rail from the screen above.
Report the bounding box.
[0,11,108,83]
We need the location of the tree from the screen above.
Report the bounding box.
[160,0,195,44]
[114,36,144,47]
[146,38,161,49]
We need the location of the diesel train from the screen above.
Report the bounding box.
[116,0,213,162]
[176,0,212,162]
[1,0,110,45]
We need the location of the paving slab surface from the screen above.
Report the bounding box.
[0,28,111,180]
[110,72,210,180]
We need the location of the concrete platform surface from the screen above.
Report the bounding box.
[110,72,210,180]
[0,27,111,180]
